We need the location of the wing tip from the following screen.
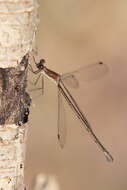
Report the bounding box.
[57,134,64,149]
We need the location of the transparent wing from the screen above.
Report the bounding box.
[57,87,66,148]
[61,62,109,89]
[59,80,113,162]
[61,73,79,89]
[28,76,44,95]
[27,65,44,97]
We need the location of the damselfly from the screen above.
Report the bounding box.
[29,57,113,162]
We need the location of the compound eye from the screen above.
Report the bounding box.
[38,59,45,69]
[40,59,45,64]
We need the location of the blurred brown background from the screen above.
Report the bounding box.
[25,0,127,189]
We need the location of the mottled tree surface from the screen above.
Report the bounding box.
[0,0,38,189]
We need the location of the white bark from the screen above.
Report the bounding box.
[0,124,28,189]
[0,0,38,189]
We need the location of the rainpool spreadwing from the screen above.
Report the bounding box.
[28,55,113,162]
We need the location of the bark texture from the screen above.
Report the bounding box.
[0,0,38,189]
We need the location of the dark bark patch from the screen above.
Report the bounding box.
[0,54,31,125]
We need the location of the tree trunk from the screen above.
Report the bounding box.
[0,0,38,189]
